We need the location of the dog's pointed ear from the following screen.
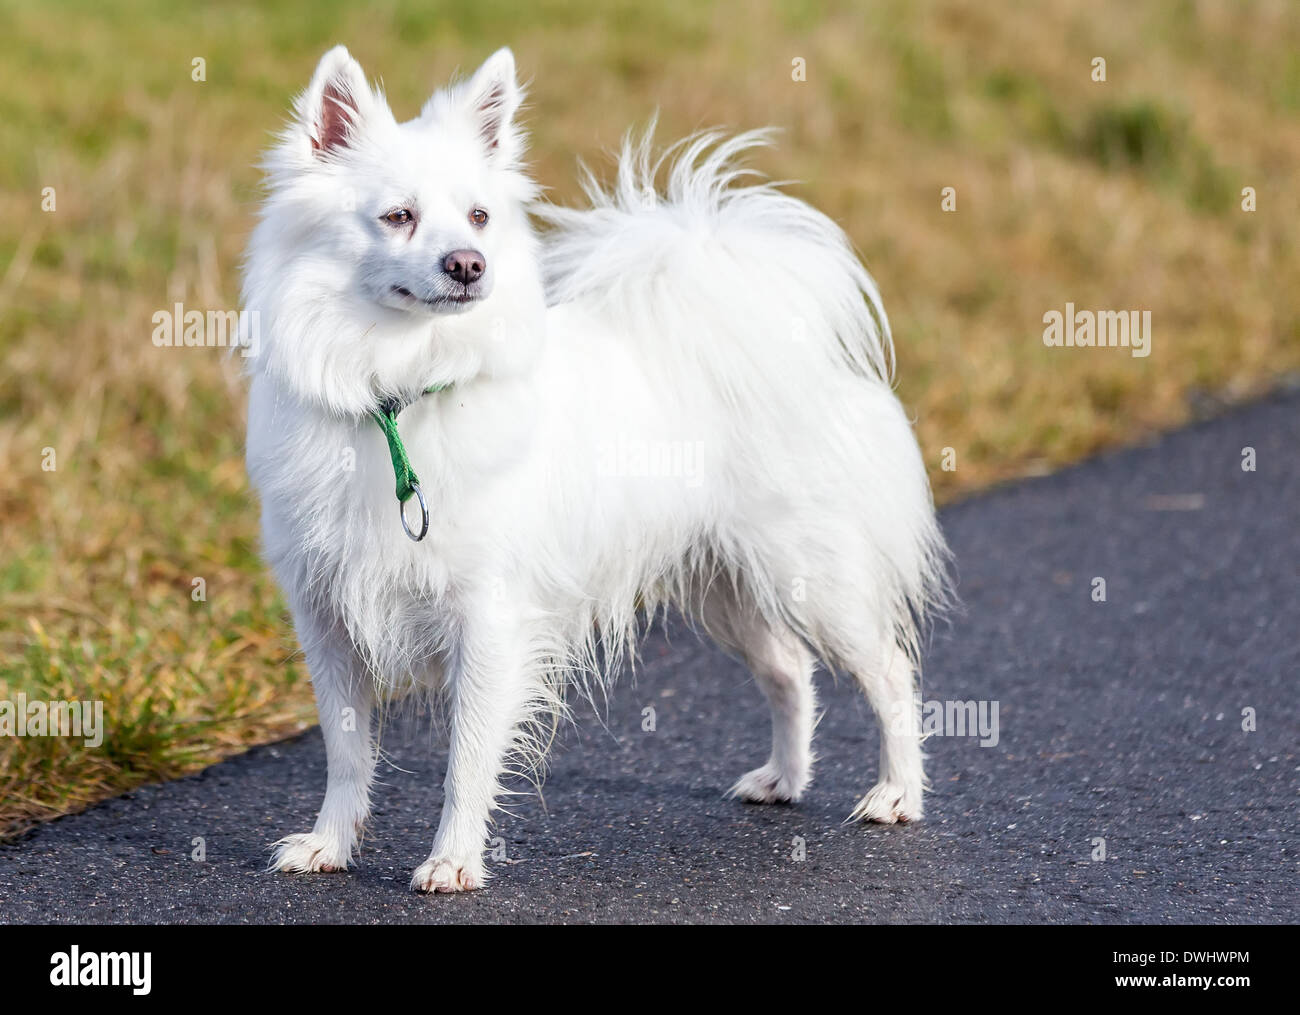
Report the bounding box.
[428,48,524,160]
[300,46,375,158]
[466,49,522,153]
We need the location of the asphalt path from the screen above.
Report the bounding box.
[1,393,1296,923]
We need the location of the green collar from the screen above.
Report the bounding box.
[369,385,446,541]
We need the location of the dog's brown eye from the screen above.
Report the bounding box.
[383,209,413,226]
[469,208,489,227]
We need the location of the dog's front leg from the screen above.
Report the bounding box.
[271,604,376,873]
[412,613,532,894]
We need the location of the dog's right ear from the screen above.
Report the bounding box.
[300,46,375,158]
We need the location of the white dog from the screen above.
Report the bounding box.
[242,45,950,893]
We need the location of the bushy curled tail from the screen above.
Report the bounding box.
[533,124,895,384]
[535,125,951,675]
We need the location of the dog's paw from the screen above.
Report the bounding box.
[849,781,923,825]
[269,832,352,874]
[411,856,484,894]
[728,762,807,804]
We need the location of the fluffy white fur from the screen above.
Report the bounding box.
[242,45,950,893]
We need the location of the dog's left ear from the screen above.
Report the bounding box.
[429,48,524,161]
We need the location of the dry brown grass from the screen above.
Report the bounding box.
[1,0,1297,836]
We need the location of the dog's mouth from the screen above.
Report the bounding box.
[391,285,481,310]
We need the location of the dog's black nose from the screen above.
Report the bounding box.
[443,249,486,285]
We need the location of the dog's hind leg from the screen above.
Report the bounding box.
[271,604,377,873]
[849,643,925,824]
[702,584,817,804]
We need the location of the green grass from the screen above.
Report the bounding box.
[2,0,1298,837]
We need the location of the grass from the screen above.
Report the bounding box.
[1,0,1298,838]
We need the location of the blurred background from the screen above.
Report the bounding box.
[1,0,1296,836]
